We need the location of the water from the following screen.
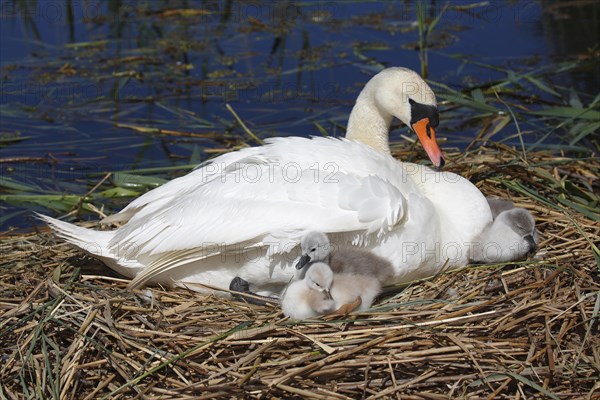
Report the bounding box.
[1,0,598,230]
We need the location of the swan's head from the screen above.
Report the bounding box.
[305,262,334,300]
[296,231,331,270]
[375,68,443,167]
[347,67,444,167]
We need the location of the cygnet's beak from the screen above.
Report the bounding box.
[524,234,537,256]
[412,117,445,168]
[323,289,333,300]
[295,254,311,270]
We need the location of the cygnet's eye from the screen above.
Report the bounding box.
[310,248,316,253]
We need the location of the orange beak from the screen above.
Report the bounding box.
[412,118,444,168]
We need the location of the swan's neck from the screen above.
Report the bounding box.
[345,87,393,154]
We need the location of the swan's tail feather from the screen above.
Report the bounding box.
[36,213,113,256]
[36,213,145,278]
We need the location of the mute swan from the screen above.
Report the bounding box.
[281,262,336,319]
[295,231,394,282]
[469,207,538,263]
[40,67,495,295]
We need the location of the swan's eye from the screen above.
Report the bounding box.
[409,98,439,128]
[429,110,439,128]
[310,248,316,253]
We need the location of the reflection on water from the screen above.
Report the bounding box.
[1,0,598,229]
[540,0,600,91]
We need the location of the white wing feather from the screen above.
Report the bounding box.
[117,137,414,287]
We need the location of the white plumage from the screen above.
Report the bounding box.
[40,67,496,295]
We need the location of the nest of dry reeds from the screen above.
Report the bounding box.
[1,145,599,399]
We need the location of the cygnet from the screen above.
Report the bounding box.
[470,207,538,263]
[281,262,382,319]
[328,268,381,312]
[295,231,394,282]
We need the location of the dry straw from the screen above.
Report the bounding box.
[1,144,598,399]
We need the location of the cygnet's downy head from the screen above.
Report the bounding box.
[500,208,538,254]
[473,208,538,263]
[296,231,331,270]
[304,262,334,300]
